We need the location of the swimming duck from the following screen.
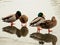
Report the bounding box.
[30,12,45,32]
[2,11,21,26]
[19,15,28,26]
[30,16,57,33]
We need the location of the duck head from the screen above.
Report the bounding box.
[51,16,56,21]
[38,12,45,19]
[38,12,43,17]
[38,12,44,17]
[15,11,21,18]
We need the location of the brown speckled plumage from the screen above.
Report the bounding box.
[40,16,57,29]
[19,15,28,23]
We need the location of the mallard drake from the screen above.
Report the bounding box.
[19,15,28,26]
[30,12,45,32]
[30,16,57,33]
[2,11,21,26]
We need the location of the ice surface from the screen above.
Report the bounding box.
[0,0,60,45]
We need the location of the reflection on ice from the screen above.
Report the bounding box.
[3,26,18,34]
[20,26,29,37]
[16,29,21,37]
[2,26,29,38]
[30,32,57,45]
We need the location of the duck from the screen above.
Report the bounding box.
[2,11,21,26]
[30,16,57,33]
[30,12,45,32]
[19,15,28,26]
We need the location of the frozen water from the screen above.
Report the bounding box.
[0,0,60,45]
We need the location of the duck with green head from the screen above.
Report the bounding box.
[30,12,45,32]
[2,11,21,26]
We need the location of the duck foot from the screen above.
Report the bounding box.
[48,29,52,34]
[37,27,42,33]
[11,22,14,27]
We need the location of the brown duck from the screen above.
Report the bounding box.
[30,16,57,33]
[19,15,28,26]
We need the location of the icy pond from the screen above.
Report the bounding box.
[0,0,60,45]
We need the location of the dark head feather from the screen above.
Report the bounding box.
[15,11,21,19]
[38,12,43,17]
[16,11,21,17]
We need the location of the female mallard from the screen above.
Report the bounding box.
[19,15,28,26]
[30,12,45,32]
[2,11,21,26]
[30,16,57,33]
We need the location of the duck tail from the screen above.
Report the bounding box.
[2,17,4,20]
[2,17,6,22]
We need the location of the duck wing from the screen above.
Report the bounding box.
[40,20,53,29]
[34,18,45,25]
[31,17,44,24]
[2,15,13,20]
[2,15,16,22]
[30,17,45,26]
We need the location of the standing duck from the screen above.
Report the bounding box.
[30,16,57,33]
[2,11,21,26]
[19,15,28,26]
[30,12,45,32]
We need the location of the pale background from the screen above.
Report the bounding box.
[0,0,60,45]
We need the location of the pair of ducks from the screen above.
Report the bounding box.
[2,11,28,27]
[30,12,57,33]
[2,11,57,33]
